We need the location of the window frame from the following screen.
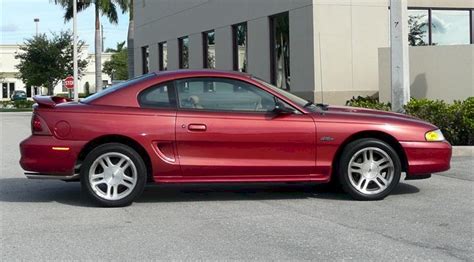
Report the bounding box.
[137,80,177,110]
[269,12,291,90]
[141,45,149,74]
[202,30,215,69]
[158,42,167,71]
[408,7,473,45]
[173,77,299,114]
[232,22,248,72]
[178,36,189,69]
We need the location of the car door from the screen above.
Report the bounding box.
[136,81,181,178]
[175,77,316,179]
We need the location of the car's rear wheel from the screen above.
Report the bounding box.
[337,138,401,200]
[81,143,146,207]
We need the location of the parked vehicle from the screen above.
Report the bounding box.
[11,90,27,101]
[19,70,451,206]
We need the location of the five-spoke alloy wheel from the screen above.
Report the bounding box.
[81,143,146,207]
[338,139,401,200]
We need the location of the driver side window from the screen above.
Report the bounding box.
[175,78,290,113]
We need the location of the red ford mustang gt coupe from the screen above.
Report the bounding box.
[20,70,451,206]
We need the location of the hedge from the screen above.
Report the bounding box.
[0,100,35,110]
[346,96,474,145]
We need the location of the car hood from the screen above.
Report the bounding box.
[318,105,437,129]
[327,105,416,119]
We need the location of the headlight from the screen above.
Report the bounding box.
[425,129,445,142]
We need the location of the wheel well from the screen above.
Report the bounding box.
[332,131,408,173]
[76,135,153,182]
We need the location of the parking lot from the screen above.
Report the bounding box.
[1,112,472,261]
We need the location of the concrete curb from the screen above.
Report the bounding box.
[452,146,473,157]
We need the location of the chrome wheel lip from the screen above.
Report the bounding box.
[89,152,138,201]
[347,147,394,195]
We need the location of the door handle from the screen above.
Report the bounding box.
[187,124,207,131]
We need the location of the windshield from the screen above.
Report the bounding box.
[253,77,320,112]
[81,73,155,103]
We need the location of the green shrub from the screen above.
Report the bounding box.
[56,92,91,98]
[0,100,34,110]
[346,96,391,111]
[13,100,35,109]
[346,96,474,145]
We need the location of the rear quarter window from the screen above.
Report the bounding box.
[81,73,155,104]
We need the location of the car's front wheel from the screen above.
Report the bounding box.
[81,143,147,207]
[337,138,401,200]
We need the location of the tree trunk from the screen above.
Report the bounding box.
[95,4,103,92]
[47,82,54,96]
[127,0,135,79]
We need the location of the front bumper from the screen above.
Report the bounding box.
[19,135,86,176]
[400,141,452,176]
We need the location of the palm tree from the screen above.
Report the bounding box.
[105,41,126,53]
[52,0,129,92]
[127,0,134,79]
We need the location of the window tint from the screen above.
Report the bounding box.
[233,23,248,72]
[432,10,471,45]
[175,78,278,112]
[270,12,290,90]
[138,83,173,109]
[82,73,155,104]
[408,9,473,46]
[178,36,189,69]
[408,9,429,46]
[203,30,215,69]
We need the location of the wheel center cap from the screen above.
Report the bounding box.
[105,166,122,185]
[362,163,378,179]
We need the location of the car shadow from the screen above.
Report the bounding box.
[0,178,419,207]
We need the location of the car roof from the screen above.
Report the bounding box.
[154,69,253,79]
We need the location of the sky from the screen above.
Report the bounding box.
[0,0,129,52]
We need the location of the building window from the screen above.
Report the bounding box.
[203,30,216,69]
[2,83,7,98]
[432,10,471,45]
[141,46,149,74]
[270,12,290,90]
[232,22,248,72]
[408,9,429,46]
[178,36,189,69]
[408,8,473,46]
[9,83,15,98]
[158,42,168,71]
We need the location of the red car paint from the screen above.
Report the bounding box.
[19,70,451,183]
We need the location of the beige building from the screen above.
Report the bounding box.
[0,44,112,100]
[133,0,473,105]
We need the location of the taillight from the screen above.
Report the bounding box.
[31,114,51,135]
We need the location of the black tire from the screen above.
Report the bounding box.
[80,143,147,207]
[337,138,401,200]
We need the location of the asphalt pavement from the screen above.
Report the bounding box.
[1,112,473,261]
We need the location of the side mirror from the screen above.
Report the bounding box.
[273,100,295,115]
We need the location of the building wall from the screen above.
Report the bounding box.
[133,0,474,105]
[133,0,317,99]
[379,45,474,103]
[312,0,391,104]
[0,45,112,100]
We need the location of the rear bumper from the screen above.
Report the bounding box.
[19,135,86,176]
[400,141,452,176]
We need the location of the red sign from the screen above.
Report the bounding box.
[64,76,74,89]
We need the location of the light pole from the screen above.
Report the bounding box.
[390,0,410,112]
[33,18,39,36]
[33,18,40,95]
[73,0,79,102]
